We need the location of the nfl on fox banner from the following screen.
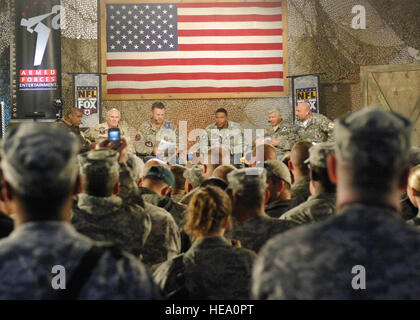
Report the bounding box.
[73,73,101,129]
[12,0,62,120]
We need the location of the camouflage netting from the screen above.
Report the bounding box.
[0,0,419,136]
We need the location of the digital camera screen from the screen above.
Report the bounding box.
[109,130,120,141]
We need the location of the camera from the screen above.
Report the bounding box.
[108,128,121,149]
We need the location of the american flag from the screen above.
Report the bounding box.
[103,1,287,98]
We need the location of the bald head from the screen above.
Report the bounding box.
[296,102,311,121]
[212,164,236,182]
[251,144,277,166]
[203,146,231,177]
[290,141,312,177]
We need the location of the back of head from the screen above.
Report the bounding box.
[183,164,205,188]
[126,154,145,183]
[253,144,277,165]
[203,145,231,174]
[1,123,80,219]
[143,158,169,177]
[185,186,232,238]
[291,141,312,175]
[170,164,186,190]
[264,160,292,187]
[211,164,236,182]
[305,142,336,193]
[227,168,267,210]
[200,177,228,190]
[78,149,120,197]
[334,106,411,193]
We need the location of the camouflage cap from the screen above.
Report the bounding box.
[304,142,335,168]
[334,107,412,167]
[227,167,267,195]
[183,164,205,188]
[145,165,175,187]
[0,123,79,197]
[264,160,292,185]
[78,149,119,176]
[126,154,145,181]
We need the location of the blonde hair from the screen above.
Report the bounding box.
[184,186,232,238]
[408,165,420,192]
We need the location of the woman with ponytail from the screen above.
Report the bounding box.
[153,186,256,299]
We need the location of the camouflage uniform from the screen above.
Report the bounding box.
[0,123,159,299]
[296,113,335,143]
[84,122,134,153]
[154,236,256,299]
[290,176,311,207]
[171,193,185,203]
[280,193,336,225]
[135,120,178,157]
[199,121,245,160]
[265,120,299,155]
[141,189,187,227]
[231,215,298,253]
[253,204,420,299]
[71,194,152,258]
[117,162,182,269]
[265,199,294,219]
[253,107,417,299]
[0,221,160,299]
[142,202,181,271]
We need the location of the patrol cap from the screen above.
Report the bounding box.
[78,149,119,176]
[264,160,292,185]
[183,164,205,188]
[304,142,335,168]
[126,154,145,181]
[227,167,267,195]
[334,107,412,167]
[0,123,79,198]
[145,165,175,187]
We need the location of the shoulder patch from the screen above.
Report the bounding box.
[135,134,141,141]
[99,127,106,135]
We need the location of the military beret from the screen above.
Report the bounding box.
[334,107,412,167]
[78,149,119,175]
[264,160,292,185]
[227,167,267,195]
[304,142,335,168]
[145,165,175,187]
[1,123,79,197]
[183,164,205,188]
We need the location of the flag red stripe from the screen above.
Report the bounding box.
[178,2,282,8]
[108,72,283,81]
[178,43,283,51]
[178,29,283,36]
[108,86,284,94]
[107,57,283,67]
[178,14,282,22]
